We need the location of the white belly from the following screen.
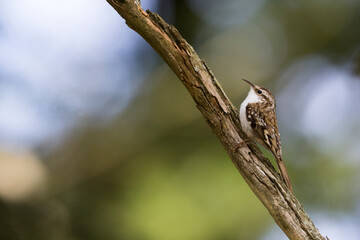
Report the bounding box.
[239,101,253,138]
[239,87,261,139]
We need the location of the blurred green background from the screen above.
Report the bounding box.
[0,0,360,239]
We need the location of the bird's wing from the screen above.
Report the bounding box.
[245,103,280,156]
[246,103,293,192]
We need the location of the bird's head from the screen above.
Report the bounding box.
[242,79,275,105]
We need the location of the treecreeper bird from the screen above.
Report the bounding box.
[239,79,293,192]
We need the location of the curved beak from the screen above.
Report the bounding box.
[242,79,255,88]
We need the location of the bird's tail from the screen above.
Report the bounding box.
[275,155,293,192]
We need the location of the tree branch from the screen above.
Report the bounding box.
[106,0,327,239]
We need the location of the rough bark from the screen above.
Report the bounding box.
[106,0,328,239]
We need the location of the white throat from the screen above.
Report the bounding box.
[243,88,261,104]
[239,88,261,138]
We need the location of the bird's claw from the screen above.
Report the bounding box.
[233,139,251,153]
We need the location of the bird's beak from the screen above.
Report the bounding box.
[242,79,255,88]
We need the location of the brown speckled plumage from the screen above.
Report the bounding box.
[240,79,292,192]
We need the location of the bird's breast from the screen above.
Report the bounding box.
[239,102,254,138]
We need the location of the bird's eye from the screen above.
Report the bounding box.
[257,90,262,94]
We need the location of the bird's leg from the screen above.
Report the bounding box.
[233,138,251,153]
